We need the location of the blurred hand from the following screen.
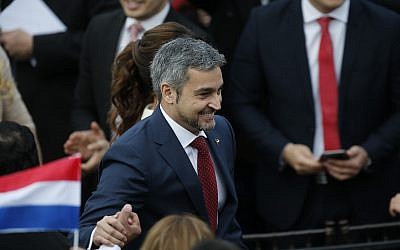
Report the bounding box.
[81,139,109,173]
[324,145,368,181]
[93,204,141,248]
[0,29,33,60]
[64,121,106,159]
[389,193,400,217]
[282,143,323,175]
[64,121,108,173]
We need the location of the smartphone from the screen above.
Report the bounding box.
[320,149,349,161]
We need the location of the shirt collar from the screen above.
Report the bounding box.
[124,2,170,33]
[302,0,349,24]
[160,105,207,149]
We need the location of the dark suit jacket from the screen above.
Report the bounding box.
[369,0,400,13]
[79,107,244,249]
[226,0,400,230]
[189,0,260,65]
[71,8,210,137]
[5,0,119,162]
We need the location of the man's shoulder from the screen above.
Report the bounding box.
[248,0,298,28]
[213,115,234,136]
[252,0,294,16]
[115,118,152,145]
[87,9,125,29]
[214,115,230,127]
[364,0,400,22]
[356,0,400,33]
[164,9,211,42]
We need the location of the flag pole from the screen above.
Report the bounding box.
[73,229,79,249]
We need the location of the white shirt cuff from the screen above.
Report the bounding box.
[87,226,121,250]
[87,226,97,250]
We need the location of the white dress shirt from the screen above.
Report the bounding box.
[302,0,349,157]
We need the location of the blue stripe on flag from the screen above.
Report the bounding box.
[0,205,79,232]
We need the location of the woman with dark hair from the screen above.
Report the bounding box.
[0,121,39,175]
[64,22,196,172]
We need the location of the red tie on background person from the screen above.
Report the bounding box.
[129,22,144,42]
[318,17,341,150]
[191,136,218,232]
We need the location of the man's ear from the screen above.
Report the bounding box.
[160,83,176,104]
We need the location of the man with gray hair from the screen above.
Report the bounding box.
[78,37,246,250]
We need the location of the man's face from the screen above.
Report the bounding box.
[308,0,344,13]
[167,68,223,134]
[119,0,167,20]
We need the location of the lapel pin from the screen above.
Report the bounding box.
[215,138,220,145]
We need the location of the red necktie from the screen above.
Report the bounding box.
[318,17,341,150]
[129,22,144,42]
[191,136,218,232]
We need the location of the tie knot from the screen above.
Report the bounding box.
[318,17,331,30]
[191,136,208,151]
[129,22,144,41]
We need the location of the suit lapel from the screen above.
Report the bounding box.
[104,11,126,71]
[99,11,126,136]
[338,0,364,124]
[150,108,208,220]
[288,0,315,122]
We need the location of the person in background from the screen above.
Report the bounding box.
[0,0,120,163]
[0,46,42,163]
[0,121,68,250]
[226,0,400,241]
[140,214,213,250]
[78,37,245,249]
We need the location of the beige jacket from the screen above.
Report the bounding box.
[0,47,42,163]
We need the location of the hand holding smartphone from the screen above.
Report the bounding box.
[319,149,349,161]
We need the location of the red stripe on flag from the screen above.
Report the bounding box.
[0,156,81,192]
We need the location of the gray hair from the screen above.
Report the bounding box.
[150,37,226,100]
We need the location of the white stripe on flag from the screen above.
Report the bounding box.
[0,181,80,207]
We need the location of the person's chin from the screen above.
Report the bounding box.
[200,120,215,131]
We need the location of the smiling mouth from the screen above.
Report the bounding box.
[126,0,143,10]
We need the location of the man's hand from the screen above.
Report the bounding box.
[0,29,33,60]
[282,143,323,174]
[93,204,141,248]
[81,139,109,173]
[117,204,141,242]
[64,122,106,159]
[64,122,108,174]
[324,145,369,181]
[389,193,400,217]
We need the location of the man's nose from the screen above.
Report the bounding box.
[209,93,221,111]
